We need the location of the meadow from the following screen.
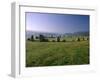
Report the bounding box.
[26,40,89,67]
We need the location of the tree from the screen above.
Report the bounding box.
[39,34,49,42]
[62,39,66,42]
[31,35,34,41]
[77,37,80,41]
[52,40,55,42]
[57,36,60,42]
[27,38,30,41]
[39,34,45,42]
[87,37,89,40]
[36,36,39,39]
[83,37,85,41]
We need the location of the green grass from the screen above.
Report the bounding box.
[26,41,89,67]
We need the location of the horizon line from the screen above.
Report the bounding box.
[26,30,89,34]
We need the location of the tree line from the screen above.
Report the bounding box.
[27,34,89,42]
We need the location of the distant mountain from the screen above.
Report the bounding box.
[64,31,89,36]
[73,31,89,36]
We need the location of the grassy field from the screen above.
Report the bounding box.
[26,41,89,67]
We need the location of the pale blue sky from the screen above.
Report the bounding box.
[26,12,89,33]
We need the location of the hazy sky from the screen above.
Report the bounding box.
[26,12,89,33]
